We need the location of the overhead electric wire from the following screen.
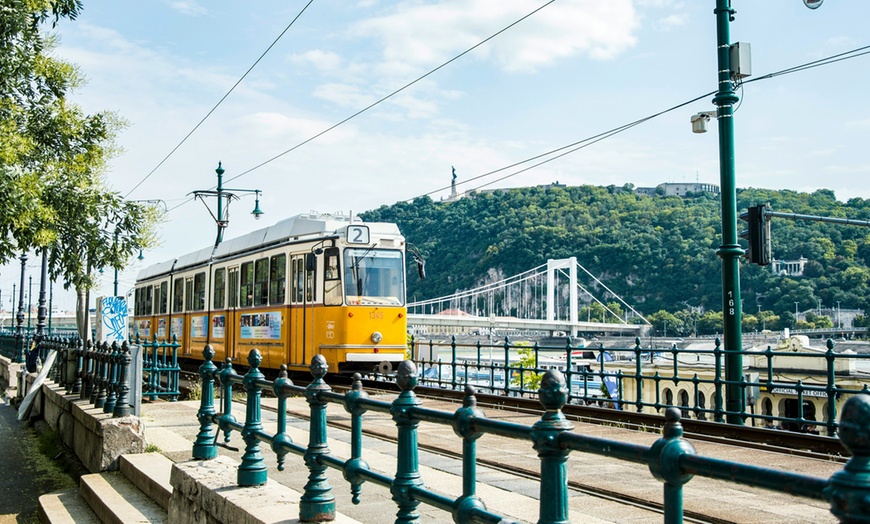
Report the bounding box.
[222,0,557,186]
[418,43,870,199]
[123,0,316,199]
[159,42,869,217]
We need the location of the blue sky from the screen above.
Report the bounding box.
[2,0,869,312]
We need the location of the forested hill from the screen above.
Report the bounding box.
[361,185,870,333]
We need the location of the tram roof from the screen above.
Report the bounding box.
[136,212,402,281]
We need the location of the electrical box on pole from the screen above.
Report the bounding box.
[739,204,771,266]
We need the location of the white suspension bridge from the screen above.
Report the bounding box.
[407,258,650,337]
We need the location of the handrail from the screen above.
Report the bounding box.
[192,345,870,523]
[410,335,870,437]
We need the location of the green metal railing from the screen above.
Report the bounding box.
[410,335,869,437]
[193,345,870,523]
[138,334,181,401]
[46,338,134,417]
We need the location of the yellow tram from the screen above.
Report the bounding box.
[133,212,408,374]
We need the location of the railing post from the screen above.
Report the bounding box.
[192,345,218,460]
[94,342,108,408]
[218,358,238,445]
[635,337,644,412]
[648,408,696,524]
[532,369,573,524]
[113,342,132,418]
[301,354,335,522]
[81,339,94,401]
[713,337,724,423]
[825,339,838,437]
[103,341,119,414]
[71,338,83,395]
[343,373,370,505]
[451,385,488,522]
[271,364,294,472]
[827,394,870,522]
[238,348,267,486]
[391,360,423,523]
[170,334,180,400]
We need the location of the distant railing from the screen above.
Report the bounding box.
[44,338,134,417]
[193,346,870,523]
[410,335,870,437]
[138,335,181,401]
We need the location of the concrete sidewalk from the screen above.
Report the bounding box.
[0,396,77,524]
[141,393,841,524]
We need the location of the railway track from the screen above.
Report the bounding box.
[174,373,836,524]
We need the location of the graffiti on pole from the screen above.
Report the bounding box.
[96,296,128,343]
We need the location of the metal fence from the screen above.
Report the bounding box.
[137,335,181,401]
[410,335,870,437]
[45,338,134,418]
[192,346,870,523]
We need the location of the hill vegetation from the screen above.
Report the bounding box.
[361,185,870,336]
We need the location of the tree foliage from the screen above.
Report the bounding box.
[1,0,157,296]
[362,185,870,335]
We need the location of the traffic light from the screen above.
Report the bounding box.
[739,204,771,266]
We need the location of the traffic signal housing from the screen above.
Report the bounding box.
[739,204,771,266]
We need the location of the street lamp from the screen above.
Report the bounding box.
[191,162,264,248]
[700,1,822,424]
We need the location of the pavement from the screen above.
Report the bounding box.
[0,386,844,524]
[142,393,843,524]
[0,396,77,524]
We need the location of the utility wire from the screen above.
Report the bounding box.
[223,0,557,186]
[421,44,870,198]
[163,43,870,215]
[123,0,316,199]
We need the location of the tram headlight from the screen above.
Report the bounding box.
[371,331,383,344]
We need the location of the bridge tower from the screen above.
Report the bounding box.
[546,258,578,336]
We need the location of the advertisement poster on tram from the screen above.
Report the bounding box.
[191,315,208,338]
[240,312,281,339]
[212,315,225,339]
[157,318,167,338]
[170,317,183,339]
[137,319,151,338]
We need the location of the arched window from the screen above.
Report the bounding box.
[697,392,707,421]
[679,390,690,419]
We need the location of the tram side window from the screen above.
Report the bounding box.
[292,257,303,303]
[157,282,168,314]
[240,261,254,308]
[254,258,269,306]
[228,267,239,308]
[323,248,341,306]
[173,279,184,313]
[213,268,226,309]
[193,272,206,311]
[269,254,286,305]
[184,277,194,312]
[306,254,316,302]
[134,288,142,316]
[144,285,153,315]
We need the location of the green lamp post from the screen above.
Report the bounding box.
[712,0,745,425]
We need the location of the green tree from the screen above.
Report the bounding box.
[1,1,157,335]
[510,346,543,391]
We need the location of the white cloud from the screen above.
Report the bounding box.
[288,50,343,72]
[166,1,208,16]
[353,0,639,74]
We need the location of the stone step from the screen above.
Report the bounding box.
[37,489,100,524]
[120,452,174,510]
[79,471,167,524]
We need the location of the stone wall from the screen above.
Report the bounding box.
[38,381,146,472]
[0,355,23,397]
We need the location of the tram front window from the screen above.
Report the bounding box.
[344,248,404,305]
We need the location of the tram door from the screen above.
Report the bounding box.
[226,267,239,361]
